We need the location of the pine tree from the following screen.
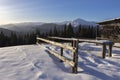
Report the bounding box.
[49,29,53,36]
[62,24,67,37]
[67,23,74,38]
[0,31,5,47]
[76,25,82,38]
[35,28,41,36]
[96,26,101,37]
[53,26,58,36]
[10,32,18,46]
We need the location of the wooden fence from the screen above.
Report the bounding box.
[49,37,114,59]
[36,37,79,73]
[36,37,114,73]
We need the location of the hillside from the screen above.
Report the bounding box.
[0,43,120,80]
[0,18,98,34]
[0,28,17,36]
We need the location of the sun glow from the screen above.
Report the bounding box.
[0,0,14,25]
[0,6,11,25]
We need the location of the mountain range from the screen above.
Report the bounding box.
[0,18,98,35]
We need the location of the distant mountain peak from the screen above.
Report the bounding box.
[56,18,98,27]
[73,18,86,22]
[71,18,98,27]
[0,18,98,35]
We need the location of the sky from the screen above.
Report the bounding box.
[0,0,120,25]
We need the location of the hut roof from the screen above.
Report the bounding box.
[98,18,120,25]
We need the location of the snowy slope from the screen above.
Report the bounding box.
[0,28,17,36]
[0,43,120,80]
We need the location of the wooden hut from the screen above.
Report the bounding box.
[98,18,120,42]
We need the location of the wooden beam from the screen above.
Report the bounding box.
[72,40,78,73]
[49,37,78,41]
[113,45,120,48]
[108,44,113,57]
[37,37,76,53]
[47,50,75,67]
[49,36,107,44]
[102,44,106,58]
[60,48,63,62]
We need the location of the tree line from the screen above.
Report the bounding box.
[37,24,100,38]
[0,32,36,47]
[0,24,100,47]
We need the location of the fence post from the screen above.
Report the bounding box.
[71,40,74,47]
[36,36,39,44]
[72,40,78,73]
[102,43,106,58]
[108,42,113,57]
[60,47,63,62]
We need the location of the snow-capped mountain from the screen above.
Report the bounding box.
[56,18,98,27]
[0,18,98,34]
[71,18,98,27]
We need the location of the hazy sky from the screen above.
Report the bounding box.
[0,0,120,24]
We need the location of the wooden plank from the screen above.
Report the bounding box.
[113,45,120,48]
[49,37,77,41]
[47,50,75,67]
[37,37,76,52]
[50,36,114,45]
[49,36,105,44]
[96,37,109,40]
[78,39,104,44]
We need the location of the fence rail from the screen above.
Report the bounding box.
[36,37,78,73]
[47,50,75,67]
[49,37,114,58]
[37,37,76,52]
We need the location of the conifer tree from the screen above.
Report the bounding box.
[76,25,82,38]
[35,28,41,36]
[0,32,5,47]
[49,29,53,36]
[53,26,58,36]
[67,23,74,37]
[62,24,67,37]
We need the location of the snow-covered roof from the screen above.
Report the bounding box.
[98,17,120,25]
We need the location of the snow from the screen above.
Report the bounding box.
[0,43,120,80]
[99,17,120,24]
[98,40,114,45]
[56,18,98,27]
[71,18,98,27]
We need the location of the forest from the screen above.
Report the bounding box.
[0,24,100,47]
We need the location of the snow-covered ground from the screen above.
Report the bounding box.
[0,43,120,80]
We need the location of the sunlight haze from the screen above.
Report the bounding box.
[0,0,120,25]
